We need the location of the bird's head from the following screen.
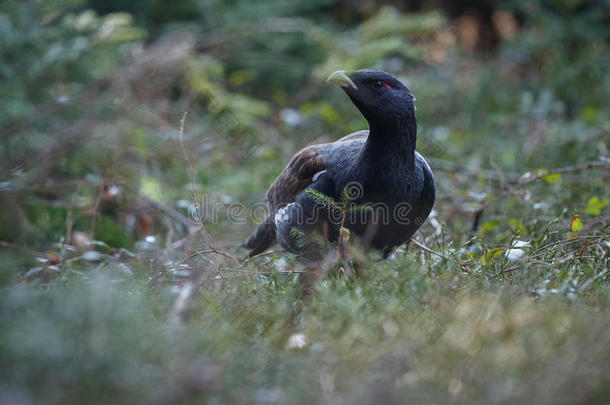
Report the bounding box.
[327,69,415,127]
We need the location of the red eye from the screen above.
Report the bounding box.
[373,80,393,89]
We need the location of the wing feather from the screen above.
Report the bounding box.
[266,145,326,210]
[265,130,369,212]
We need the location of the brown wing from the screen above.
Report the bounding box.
[265,144,326,211]
[243,131,368,256]
[265,131,369,211]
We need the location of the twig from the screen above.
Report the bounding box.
[428,158,521,183]
[119,181,191,230]
[163,228,200,255]
[178,112,209,243]
[236,250,286,269]
[530,235,606,258]
[428,159,610,186]
[169,270,213,327]
[409,238,466,270]
[490,260,551,278]
[65,205,73,246]
[177,112,237,265]
[490,235,607,278]
[0,241,22,250]
[90,180,105,240]
[170,112,241,327]
[519,161,610,184]
[491,263,524,278]
[470,207,484,234]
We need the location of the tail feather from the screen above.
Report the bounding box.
[243,216,276,257]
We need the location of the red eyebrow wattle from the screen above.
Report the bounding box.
[383,81,392,89]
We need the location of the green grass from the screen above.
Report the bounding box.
[2,178,609,403]
[2,241,608,404]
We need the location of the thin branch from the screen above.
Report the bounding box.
[177,111,237,265]
[428,158,610,185]
[119,180,191,230]
[0,241,28,251]
[169,270,213,327]
[490,235,607,278]
[170,112,242,327]
[409,238,467,270]
[530,235,606,258]
[236,250,286,269]
[428,158,521,183]
[519,161,610,184]
[490,261,549,278]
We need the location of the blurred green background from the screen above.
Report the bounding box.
[1,0,609,403]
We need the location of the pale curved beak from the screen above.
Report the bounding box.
[326,70,357,90]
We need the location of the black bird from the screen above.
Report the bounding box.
[243,69,435,258]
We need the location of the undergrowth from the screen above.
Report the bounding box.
[1,1,609,404]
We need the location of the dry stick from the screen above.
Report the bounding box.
[232,250,286,270]
[89,180,105,241]
[163,228,203,256]
[119,181,191,229]
[63,181,82,248]
[206,270,309,281]
[490,261,549,278]
[159,269,309,285]
[178,112,210,247]
[491,254,600,278]
[0,241,25,250]
[170,265,308,326]
[440,159,609,235]
[491,264,522,277]
[491,235,607,278]
[169,271,213,327]
[177,112,237,265]
[410,237,466,270]
[429,158,610,185]
[170,112,240,326]
[468,160,609,244]
[158,252,289,276]
[336,193,349,263]
[519,160,610,184]
[530,235,605,258]
[387,161,607,275]
[429,158,521,183]
[65,207,73,247]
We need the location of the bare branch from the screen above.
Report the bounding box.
[519,161,610,184]
[409,237,467,270]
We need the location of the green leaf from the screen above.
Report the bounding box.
[541,173,561,183]
[509,219,527,235]
[585,196,609,216]
[480,220,500,234]
[534,169,561,183]
[480,248,504,265]
[580,106,598,123]
[570,215,583,232]
[140,176,163,201]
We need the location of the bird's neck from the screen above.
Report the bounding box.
[362,113,417,169]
